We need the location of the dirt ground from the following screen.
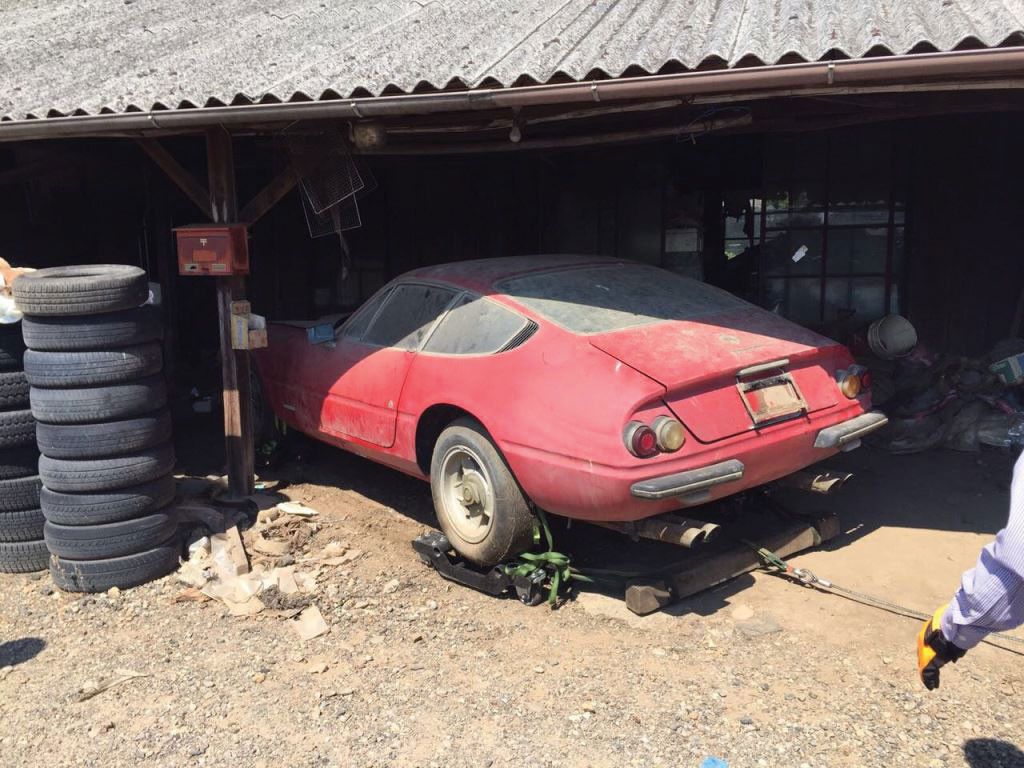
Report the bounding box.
[2,432,1023,768]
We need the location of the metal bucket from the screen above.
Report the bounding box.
[867,314,917,360]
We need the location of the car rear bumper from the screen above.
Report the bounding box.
[812,411,888,449]
[630,459,745,500]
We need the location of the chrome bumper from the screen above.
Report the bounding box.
[814,411,888,449]
[630,459,745,500]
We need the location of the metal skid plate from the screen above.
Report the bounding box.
[411,531,546,605]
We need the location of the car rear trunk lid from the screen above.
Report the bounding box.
[589,308,841,442]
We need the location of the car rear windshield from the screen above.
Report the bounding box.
[496,264,748,334]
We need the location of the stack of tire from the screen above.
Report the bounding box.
[13,265,180,592]
[0,322,46,574]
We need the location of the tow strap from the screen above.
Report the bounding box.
[746,541,1024,655]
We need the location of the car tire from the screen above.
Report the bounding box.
[0,508,45,542]
[0,409,36,449]
[0,539,48,573]
[43,508,178,560]
[0,446,39,480]
[35,410,172,460]
[24,344,162,388]
[0,475,41,512]
[20,306,162,351]
[38,442,175,492]
[0,370,29,409]
[430,417,534,567]
[49,535,180,592]
[12,264,149,316]
[40,475,176,526]
[30,375,167,424]
[0,324,25,371]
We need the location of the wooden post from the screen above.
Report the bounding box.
[206,128,255,498]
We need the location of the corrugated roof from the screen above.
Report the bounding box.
[2,0,1023,122]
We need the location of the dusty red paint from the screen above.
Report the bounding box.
[254,257,872,523]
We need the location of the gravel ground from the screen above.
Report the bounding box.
[1,444,1022,768]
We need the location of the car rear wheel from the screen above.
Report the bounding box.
[430,418,534,567]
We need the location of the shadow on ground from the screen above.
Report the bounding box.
[964,738,1024,768]
[0,637,45,667]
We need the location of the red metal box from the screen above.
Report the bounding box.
[174,224,249,276]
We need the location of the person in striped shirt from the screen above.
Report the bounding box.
[918,450,1024,689]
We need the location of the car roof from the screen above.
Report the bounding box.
[402,255,629,294]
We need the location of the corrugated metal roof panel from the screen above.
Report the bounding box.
[2,0,1023,122]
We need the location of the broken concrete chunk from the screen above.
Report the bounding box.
[292,606,329,641]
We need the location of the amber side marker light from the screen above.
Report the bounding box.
[837,370,862,399]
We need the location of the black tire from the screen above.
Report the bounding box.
[12,265,149,317]
[20,306,162,352]
[44,508,178,560]
[0,508,44,542]
[0,409,36,449]
[50,535,180,592]
[0,446,39,480]
[36,410,172,460]
[39,442,175,492]
[0,324,25,370]
[30,375,166,424]
[41,474,176,526]
[24,344,162,388]
[0,539,48,573]
[430,417,534,567]
[0,475,41,512]
[0,370,29,409]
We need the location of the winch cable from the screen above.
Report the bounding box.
[746,540,1024,656]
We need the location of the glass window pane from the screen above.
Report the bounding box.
[763,278,821,324]
[824,278,851,321]
[827,227,888,274]
[363,284,457,350]
[424,295,529,355]
[341,288,391,340]
[761,229,823,277]
[828,209,888,226]
[851,277,886,320]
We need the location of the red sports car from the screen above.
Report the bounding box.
[254,256,886,565]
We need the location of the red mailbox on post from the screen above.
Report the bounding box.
[174,224,249,276]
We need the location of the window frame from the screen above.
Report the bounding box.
[339,280,462,352]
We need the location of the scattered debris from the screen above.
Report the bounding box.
[76,669,148,703]
[276,501,319,517]
[292,606,329,641]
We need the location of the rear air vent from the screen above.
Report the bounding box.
[498,321,538,353]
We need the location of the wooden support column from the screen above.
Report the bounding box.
[206,127,255,498]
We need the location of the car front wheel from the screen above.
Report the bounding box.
[430,417,534,567]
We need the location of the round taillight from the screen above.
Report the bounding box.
[839,372,862,399]
[624,421,659,458]
[652,416,686,452]
[860,370,873,390]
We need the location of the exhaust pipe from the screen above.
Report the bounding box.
[597,514,721,549]
[778,470,853,495]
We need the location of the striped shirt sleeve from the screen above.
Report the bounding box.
[941,450,1024,650]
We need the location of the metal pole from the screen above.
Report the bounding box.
[206,127,255,498]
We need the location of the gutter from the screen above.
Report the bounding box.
[1,47,1023,142]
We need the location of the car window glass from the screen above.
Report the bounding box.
[496,264,748,335]
[363,284,458,350]
[423,295,529,355]
[340,288,391,341]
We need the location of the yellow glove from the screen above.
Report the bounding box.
[917,604,967,690]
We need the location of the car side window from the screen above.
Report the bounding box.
[362,283,459,350]
[340,288,392,341]
[423,294,531,355]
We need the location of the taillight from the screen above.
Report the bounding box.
[836,369,862,398]
[860,369,873,390]
[624,421,659,458]
[652,416,686,452]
